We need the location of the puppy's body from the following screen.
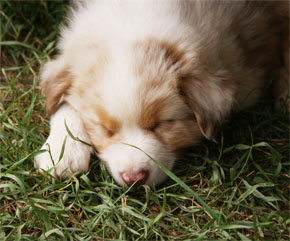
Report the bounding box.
[36,0,289,186]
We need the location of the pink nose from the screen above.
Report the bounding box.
[121,171,149,187]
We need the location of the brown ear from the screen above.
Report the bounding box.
[179,71,234,140]
[40,58,72,116]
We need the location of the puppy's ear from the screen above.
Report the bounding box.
[41,57,72,116]
[179,71,234,140]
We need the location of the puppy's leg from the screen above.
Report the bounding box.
[35,103,93,178]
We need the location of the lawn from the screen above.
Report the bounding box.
[1,1,289,240]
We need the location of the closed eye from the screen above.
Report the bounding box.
[149,119,175,132]
[100,124,115,137]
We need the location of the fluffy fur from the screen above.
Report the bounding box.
[35,0,289,186]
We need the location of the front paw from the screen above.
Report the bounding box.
[35,137,92,179]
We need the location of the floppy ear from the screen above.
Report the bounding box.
[41,57,72,116]
[179,71,234,140]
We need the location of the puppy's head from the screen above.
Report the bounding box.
[41,38,234,186]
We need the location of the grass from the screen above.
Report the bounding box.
[1,1,289,240]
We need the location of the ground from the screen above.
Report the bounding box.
[0,1,289,240]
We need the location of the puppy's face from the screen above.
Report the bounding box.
[42,39,233,186]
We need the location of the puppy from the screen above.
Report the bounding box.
[35,0,289,187]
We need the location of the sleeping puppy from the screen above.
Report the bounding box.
[35,0,289,187]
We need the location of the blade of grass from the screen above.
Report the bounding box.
[64,120,93,147]
[124,143,219,221]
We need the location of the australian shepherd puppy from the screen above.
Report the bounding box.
[35,0,289,187]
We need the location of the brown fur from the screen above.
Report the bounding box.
[95,106,121,136]
[155,120,203,151]
[138,97,168,130]
[179,71,234,140]
[83,117,121,151]
[42,67,72,117]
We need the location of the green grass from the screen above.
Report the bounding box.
[1,1,289,240]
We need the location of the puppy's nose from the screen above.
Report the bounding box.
[121,171,149,187]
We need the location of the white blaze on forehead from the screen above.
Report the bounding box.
[96,45,140,125]
[95,43,191,126]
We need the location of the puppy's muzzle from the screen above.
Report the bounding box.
[121,170,149,187]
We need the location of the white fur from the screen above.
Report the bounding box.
[35,103,93,178]
[99,128,175,186]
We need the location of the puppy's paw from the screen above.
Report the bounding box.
[35,136,92,178]
[35,103,93,178]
